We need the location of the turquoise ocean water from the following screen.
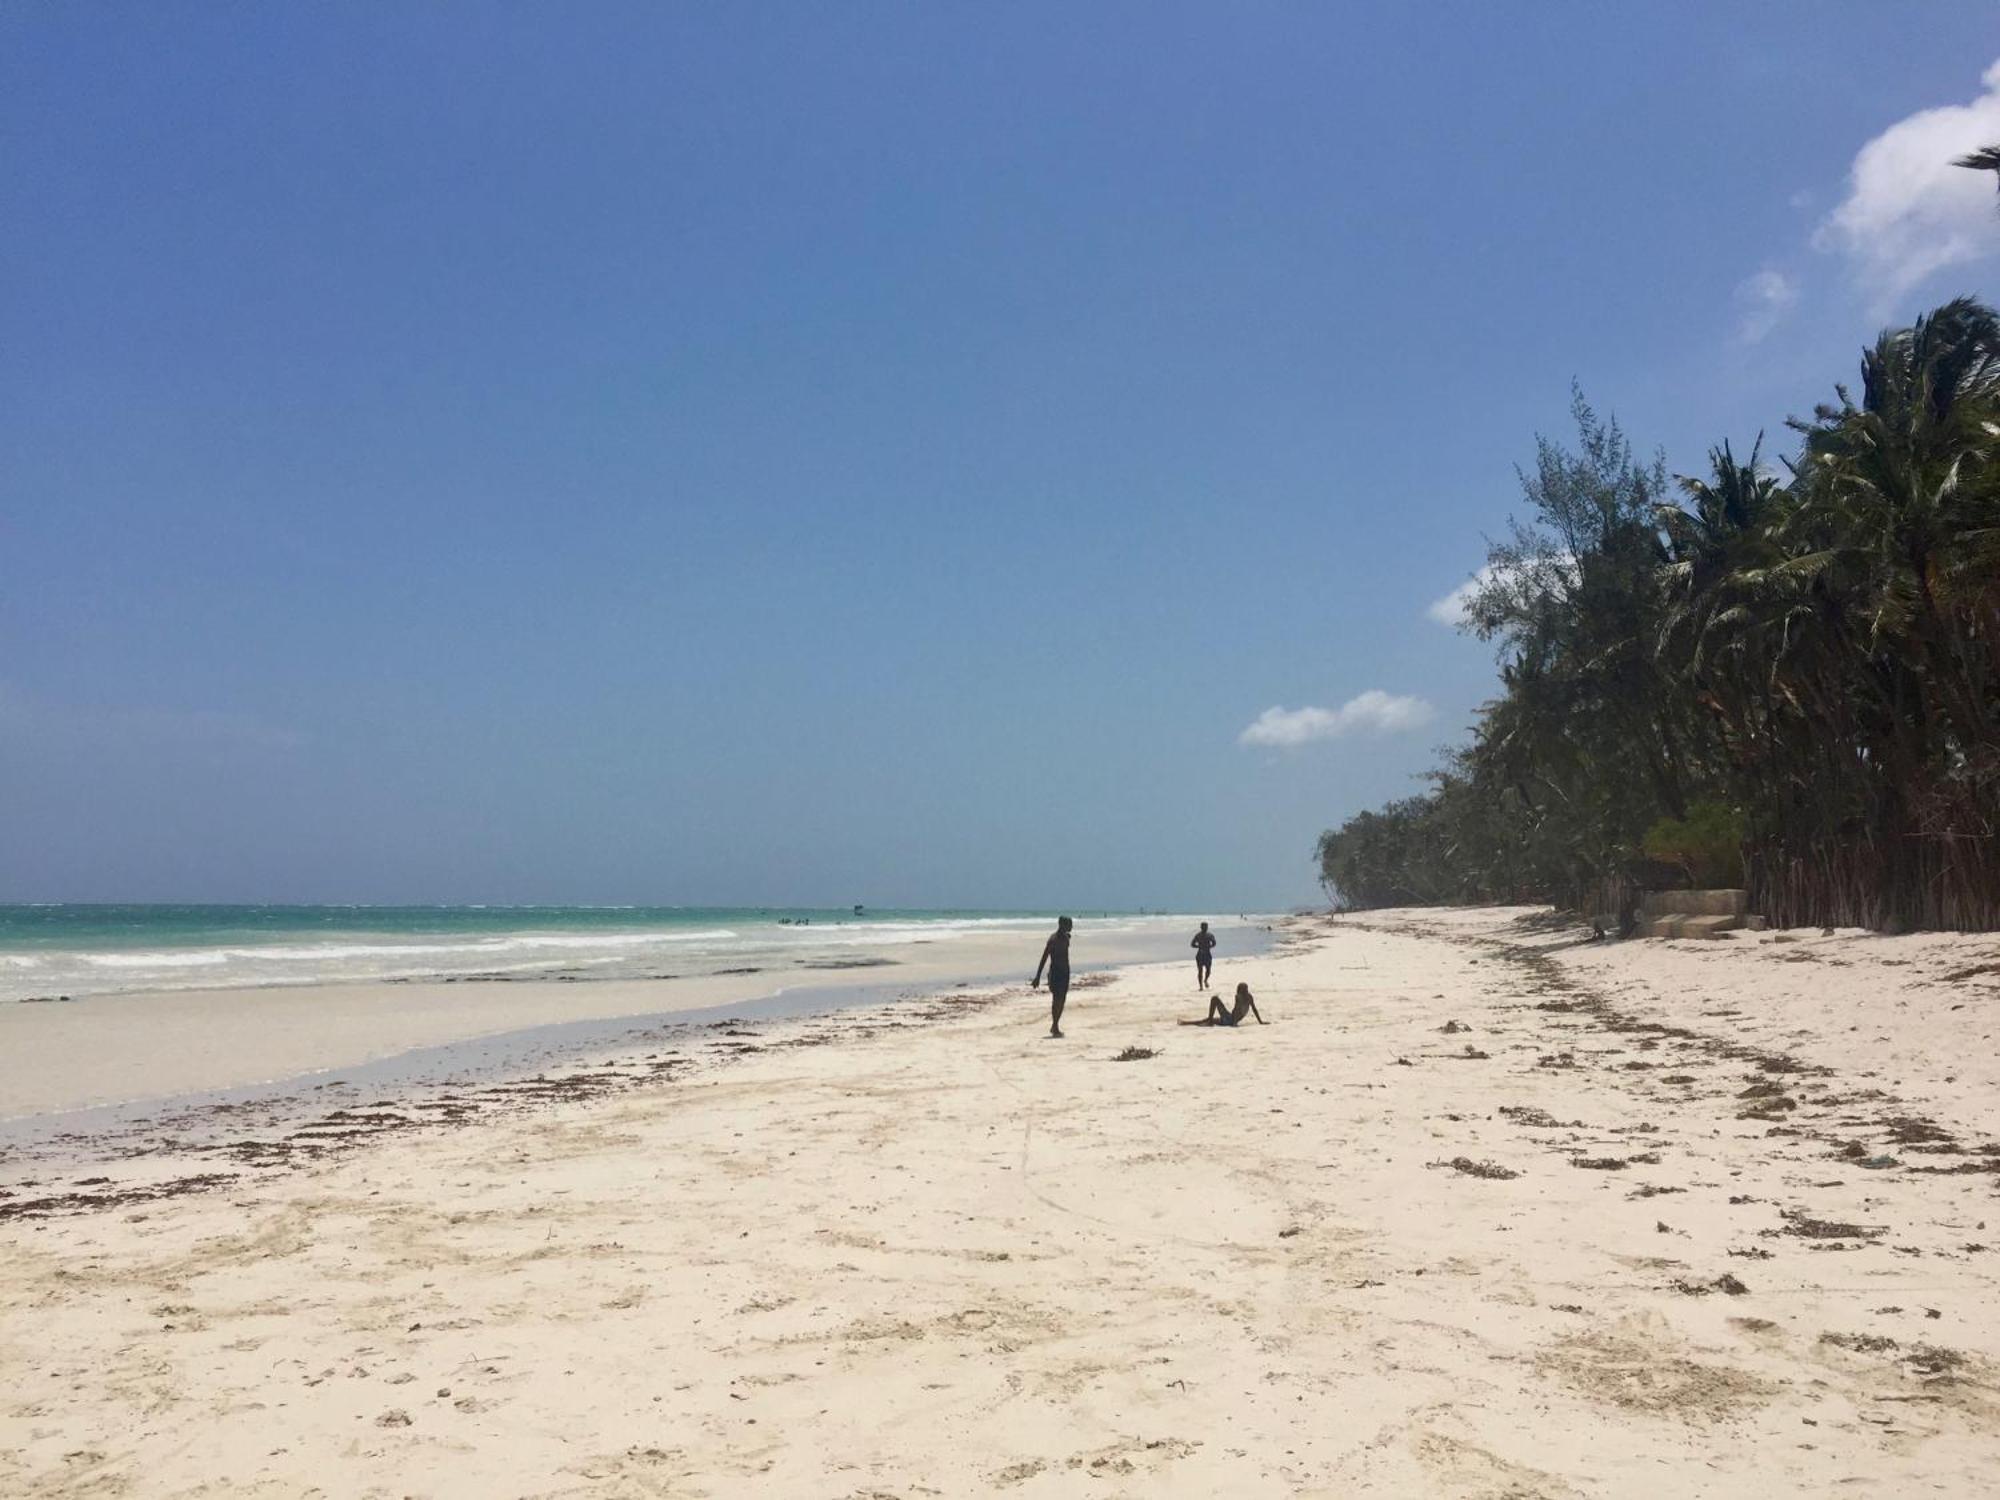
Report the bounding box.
[0,905,1204,1004]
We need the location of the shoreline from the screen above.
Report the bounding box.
[0,908,1230,1008]
[0,918,1275,1125]
[4,908,1998,1496]
[0,972,1036,1223]
[0,923,1279,1192]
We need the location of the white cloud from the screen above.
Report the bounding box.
[1734,268,1799,344]
[1427,566,1494,627]
[0,684,304,753]
[1816,58,2000,308]
[1238,690,1436,750]
[1428,554,1579,630]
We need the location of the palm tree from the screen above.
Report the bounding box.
[1789,299,1999,725]
[1956,145,2000,207]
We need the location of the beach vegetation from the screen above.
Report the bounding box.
[1319,295,2000,931]
[1642,802,1746,890]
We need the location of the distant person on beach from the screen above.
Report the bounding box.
[1190,921,1216,988]
[1031,916,1073,1038]
[1180,982,1265,1028]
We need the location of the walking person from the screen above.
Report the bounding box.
[1190,921,1216,989]
[1031,916,1074,1038]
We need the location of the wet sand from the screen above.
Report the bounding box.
[4,908,1999,1497]
[0,923,1236,1120]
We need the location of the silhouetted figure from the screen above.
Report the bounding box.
[1180,982,1265,1027]
[1190,921,1216,988]
[1032,916,1074,1038]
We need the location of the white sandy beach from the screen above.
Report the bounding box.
[4,909,2000,1497]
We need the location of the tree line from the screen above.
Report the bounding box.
[1317,294,2000,931]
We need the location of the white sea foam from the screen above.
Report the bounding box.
[0,912,1204,1004]
[67,929,742,969]
[83,950,233,969]
[488,929,740,950]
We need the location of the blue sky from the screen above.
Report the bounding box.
[4,4,1998,910]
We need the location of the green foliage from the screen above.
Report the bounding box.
[1318,298,2000,929]
[1642,802,1745,890]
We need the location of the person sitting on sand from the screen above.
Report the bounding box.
[1031,916,1073,1038]
[1190,921,1216,988]
[1180,982,1265,1027]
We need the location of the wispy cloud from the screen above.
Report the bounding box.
[0,685,305,754]
[1734,268,1799,345]
[1815,58,2000,309]
[1238,690,1435,750]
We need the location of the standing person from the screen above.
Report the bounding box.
[1190,921,1216,989]
[1031,916,1074,1039]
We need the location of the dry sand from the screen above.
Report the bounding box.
[4,908,2000,1497]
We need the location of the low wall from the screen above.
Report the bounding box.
[1638,889,1748,920]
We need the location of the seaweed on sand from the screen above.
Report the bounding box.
[1430,1156,1521,1180]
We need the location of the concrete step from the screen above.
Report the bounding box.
[1638,912,1744,939]
[1638,889,1749,919]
